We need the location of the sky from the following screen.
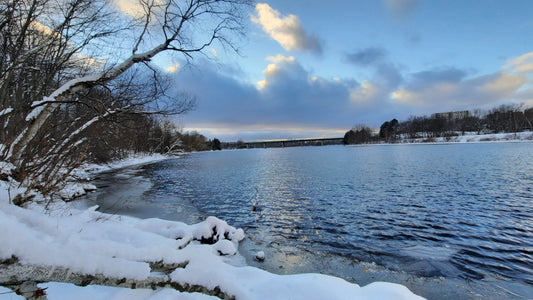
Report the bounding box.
[156,0,533,141]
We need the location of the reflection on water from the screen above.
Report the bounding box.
[84,143,533,299]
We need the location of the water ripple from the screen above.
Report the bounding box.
[142,144,533,289]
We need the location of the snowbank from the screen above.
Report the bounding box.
[0,200,424,299]
[58,153,171,200]
[0,153,172,203]
[397,131,533,144]
[79,153,171,175]
[38,282,219,300]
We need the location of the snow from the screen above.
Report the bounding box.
[0,154,425,299]
[26,74,102,121]
[51,153,171,200]
[80,153,170,174]
[395,131,533,144]
[0,199,424,299]
[255,251,265,262]
[0,108,13,117]
[57,182,97,199]
[38,282,219,300]
[24,102,45,121]
[0,162,28,205]
[0,283,218,300]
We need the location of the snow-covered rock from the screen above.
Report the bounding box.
[255,251,265,262]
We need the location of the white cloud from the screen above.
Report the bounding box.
[72,52,106,70]
[257,80,268,89]
[350,81,380,103]
[263,54,296,75]
[31,20,105,71]
[114,0,146,17]
[113,0,163,18]
[166,61,181,73]
[30,20,59,37]
[257,55,299,89]
[391,82,459,106]
[505,51,533,75]
[344,57,403,105]
[390,58,531,109]
[251,3,322,53]
[266,54,296,64]
[483,72,528,96]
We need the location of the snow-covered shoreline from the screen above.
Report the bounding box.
[391,131,533,144]
[0,154,424,299]
[1,133,532,299]
[344,131,533,147]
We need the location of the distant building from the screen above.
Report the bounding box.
[432,110,470,121]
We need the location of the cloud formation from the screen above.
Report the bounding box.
[251,3,322,54]
[114,0,148,17]
[166,61,181,73]
[172,56,365,140]
[255,55,359,122]
[345,47,403,104]
[257,54,306,90]
[345,47,388,66]
[391,66,530,109]
[503,52,533,106]
[505,52,533,75]
[382,0,418,18]
[170,51,533,141]
[257,55,301,89]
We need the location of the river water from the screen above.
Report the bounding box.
[81,143,533,299]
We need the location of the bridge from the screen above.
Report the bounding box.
[222,137,344,149]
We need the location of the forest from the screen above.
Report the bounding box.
[344,105,533,144]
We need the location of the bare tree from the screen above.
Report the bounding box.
[0,0,251,195]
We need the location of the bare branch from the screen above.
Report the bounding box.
[2,0,251,193]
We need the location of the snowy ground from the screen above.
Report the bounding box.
[395,131,533,144]
[0,155,424,299]
[54,153,172,201]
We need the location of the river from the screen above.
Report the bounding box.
[80,143,533,299]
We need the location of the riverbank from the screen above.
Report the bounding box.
[389,131,533,144]
[0,154,424,299]
[3,136,531,299]
[72,144,533,299]
[226,131,533,150]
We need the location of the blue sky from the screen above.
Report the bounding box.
[159,0,533,141]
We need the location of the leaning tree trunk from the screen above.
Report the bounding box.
[7,47,164,162]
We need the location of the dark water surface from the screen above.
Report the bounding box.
[83,143,533,299]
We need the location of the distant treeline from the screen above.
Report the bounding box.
[66,117,222,164]
[221,138,344,149]
[344,104,533,145]
[87,118,222,163]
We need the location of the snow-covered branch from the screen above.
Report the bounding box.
[0,108,13,117]
[1,0,250,198]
